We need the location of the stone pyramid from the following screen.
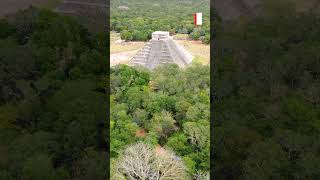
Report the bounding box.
[129,31,193,70]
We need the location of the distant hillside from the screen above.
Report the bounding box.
[110,0,210,43]
[0,0,107,33]
[111,0,210,16]
[213,0,261,20]
[0,0,61,17]
[54,0,108,32]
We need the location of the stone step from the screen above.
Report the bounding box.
[131,60,146,64]
[131,61,147,64]
[132,59,148,62]
[160,56,171,59]
[134,54,148,57]
[159,62,174,64]
[132,56,147,60]
[139,50,150,53]
[160,59,172,62]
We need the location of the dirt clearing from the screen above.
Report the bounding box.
[110,32,146,66]
[111,50,138,66]
[135,128,147,138]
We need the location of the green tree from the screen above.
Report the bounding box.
[22,154,67,180]
[243,141,289,179]
[149,111,176,138]
[0,19,15,38]
[132,108,148,126]
[166,133,191,156]
[120,30,132,41]
[183,120,209,149]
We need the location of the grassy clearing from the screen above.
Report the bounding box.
[173,33,189,40]
[110,32,145,54]
[174,37,210,65]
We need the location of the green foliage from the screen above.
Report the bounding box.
[132,30,149,41]
[144,92,176,114]
[144,131,159,146]
[183,120,209,149]
[202,34,210,44]
[0,19,15,38]
[0,105,19,143]
[182,156,197,175]
[243,141,289,179]
[120,30,132,41]
[190,29,201,40]
[0,7,107,179]
[149,111,176,138]
[73,149,108,179]
[111,0,210,43]
[110,64,150,94]
[110,64,210,176]
[22,154,67,180]
[35,47,57,75]
[79,49,108,75]
[0,171,14,180]
[166,133,191,156]
[214,1,320,179]
[132,108,148,126]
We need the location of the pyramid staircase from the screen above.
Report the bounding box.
[129,33,193,70]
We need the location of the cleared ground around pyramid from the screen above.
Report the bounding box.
[110,32,210,66]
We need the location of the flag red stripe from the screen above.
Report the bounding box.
[194,13,197,26]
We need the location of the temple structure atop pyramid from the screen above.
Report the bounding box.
[129,31,193,69]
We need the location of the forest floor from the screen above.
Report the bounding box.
[110,32,210,66]
[0,0,62,17]
[135,128,147,138]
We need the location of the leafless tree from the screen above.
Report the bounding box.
[113,142,188,180]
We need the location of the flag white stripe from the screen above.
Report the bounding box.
[196,13,202,25]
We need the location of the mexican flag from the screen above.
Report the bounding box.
[194,12,202,26]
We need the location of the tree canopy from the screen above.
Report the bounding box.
[111,0,210,43]
[0,7,108,179]
[213,1,320,179]
[110,63,210,178]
